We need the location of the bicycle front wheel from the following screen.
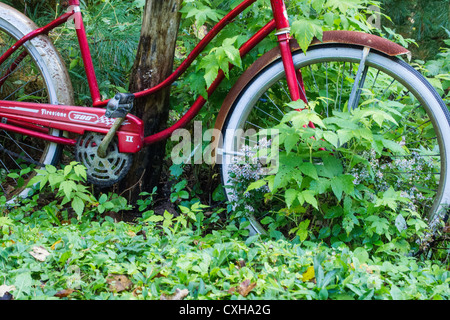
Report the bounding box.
[0,4,73,200]
[221,44,450,244]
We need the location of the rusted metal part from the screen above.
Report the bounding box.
[212,31,411,162]
[312,30,411,57]
[0,2,74,106]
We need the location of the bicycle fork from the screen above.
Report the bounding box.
[270,0,302,102]
[270,0,313,126]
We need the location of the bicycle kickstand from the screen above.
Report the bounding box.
[97,93,135,158]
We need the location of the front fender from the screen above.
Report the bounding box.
[311,30,410,58]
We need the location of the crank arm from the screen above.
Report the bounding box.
[97,117,125,158]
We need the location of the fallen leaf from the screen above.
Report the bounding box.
[54,288,75,298]
[136,229,147,240]
[302,266,315,282]
[51,239,63,250]
[0,284,15,300]
[29,246,50,262]
[227,287,236,294]
[126,230,137,237]
[132,286,143,297]
[237,279,256,297]
[106,274,133,293]
[160,288,189,300]
[236,260,246,269]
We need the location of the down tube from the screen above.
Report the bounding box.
[143,20,277,146]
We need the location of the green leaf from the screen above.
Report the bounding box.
[178,190,190,199]
[323,131,339,148]
[74,164,87,181]
[273,167,292,191]
[45,165,57,174]
[298,190,318,209]
[353,247,369,264]
[260,216,275,225]
[337,129,354,146]
[375,187,408,211]
[60,180,77,199]
[299,162,318,180]
[381,138,406,155]
[245,180,267,193]
[284,132,300,154]
[330,176,345,201]
[14,272,32,298]
[0,216,13,227]
[7,173,19,179]
[285,189,299,208]
[311,0,326,13]
[330,175,354,201]
[296,219,310,242]
[164,210,173,221]
[326,0,363,12]
[148,215,164,223]
[366,215,389,235]
[318,226,331,239]
[64,164,73,177]
[324,12,336,27]
[99,193,108,204]
[285,100,306,110]
[71,196,85,219]
[390,285,405,300]
[321,156,343,178]
[291,18,323,53]
[395,214,407,232]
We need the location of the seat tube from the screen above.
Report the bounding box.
[69,0,102,105]
[270,0,301,101]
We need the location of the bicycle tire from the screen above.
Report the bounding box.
[0,3,73,200]
[220,44,450,243]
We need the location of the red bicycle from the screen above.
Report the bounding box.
[0,0,448,235]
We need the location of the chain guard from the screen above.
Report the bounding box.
[75,132,133,188]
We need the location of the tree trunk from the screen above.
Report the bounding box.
[118,0,182,203]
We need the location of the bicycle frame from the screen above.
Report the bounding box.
[0,0,301,153]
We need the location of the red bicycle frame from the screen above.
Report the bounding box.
[0,0,301,153]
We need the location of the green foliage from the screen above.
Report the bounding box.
[380,0,450,60]
[422,37,450,101]
[25,162,130,222]
[179,0,385,97]
[1,213,449,300]
[1,0,449,301]
[233,102,437,256]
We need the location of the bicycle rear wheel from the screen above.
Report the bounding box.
[221,44,450,247]
[0,4,73,200]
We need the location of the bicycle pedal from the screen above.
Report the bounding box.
[105,93,135,118]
